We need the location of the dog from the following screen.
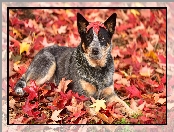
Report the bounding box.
[14,13,138,116]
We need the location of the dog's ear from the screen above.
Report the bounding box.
[77,13,89,36]
[104,13,117,37]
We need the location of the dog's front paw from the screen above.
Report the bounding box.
[15,87,25,96]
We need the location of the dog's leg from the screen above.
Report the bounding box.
[14,51,56,95]
[102,85,139,116]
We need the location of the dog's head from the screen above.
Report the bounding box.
[77,13,116,67]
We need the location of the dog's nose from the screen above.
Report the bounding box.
[92,48,99,55]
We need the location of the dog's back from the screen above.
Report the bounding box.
[14,45,75,95]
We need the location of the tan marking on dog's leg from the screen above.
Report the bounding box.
[102,85,115,97]
[36,62,56,85]
[80,79,96,96]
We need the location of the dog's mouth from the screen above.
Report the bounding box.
[89,53,102,60]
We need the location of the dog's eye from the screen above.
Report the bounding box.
[98,34,105,41]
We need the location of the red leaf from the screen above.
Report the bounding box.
[140,116,151,122]
[22,100,39,117]
[9,78,17,89]
[54,90,73,109]
[155,83,164,92]
[86,21,106,35]
[17,65,27,75]
[116,23,134,32]
[73,92,89,102]
[73,110,86,119]
[125,85,141,98]
[150,12,155,24]
[158,54,166,64]
[128,13,137,24]
[23,81,39,100]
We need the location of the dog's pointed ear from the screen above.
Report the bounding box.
[77,13,89,36]
[104,13,117,37]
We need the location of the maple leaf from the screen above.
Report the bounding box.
[145,51,158,61]
[116,23,134,32]
[140,9,151,18]
[9,116,24,124]
[71,111,86,122]
[140,116,151,122]
[113,73,122,82]
[139,66,153,77]
[73,92,89,102]
[66,9,75,17]
[125,85,141,98]
[158,54,166,64]
[9,78,17,89]
[22,100,39,117]
[66,97,84,115]
[41,37,55,47]
[9,98,16,109]
[57,25,67,34]
[9,61,16,77]
[55,90,73,109]
[17,65,27,75]
[90,99,106,113]
[19,42,30,55]
[116,78,130,87]
[12,28,22,39]
[156,98,166,105]
[78,118,88,124]
[87,21,106,35]
[56,78,72,93]
[23,80,39,100]
[130,98,145,114]
[51,109,63,121]
[130,9,140,16]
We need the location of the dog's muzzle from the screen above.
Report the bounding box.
[89,47,102,60]
[92,47,99,55]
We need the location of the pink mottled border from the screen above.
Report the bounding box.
[3,2,172,132]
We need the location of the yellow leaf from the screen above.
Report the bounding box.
[20,42,30,55]
[90,99,106,113]
[66,9,75,17]
[12,28,22,39]
[145,51,158,61]
[130,9,140,16]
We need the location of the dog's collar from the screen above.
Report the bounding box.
[86,21,106,35]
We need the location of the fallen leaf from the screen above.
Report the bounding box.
[57,25,67,34]
[20,42,30,55]
[90,99,106,113]
[56,78,72,93]
[9,98,16,108]
[156,98,166,105]
[126,85,142,98]
[139,65,153,77]
[130,9,140,16]
[41,37,55,47]
[51,110,63,121]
